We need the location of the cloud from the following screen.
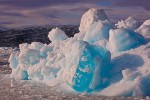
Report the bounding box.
[0,0,150,28]
[112,0,150,11]
[0,0,105,10]
[0,11,26,17]
[0,21,15,24]
[109,10,150,22]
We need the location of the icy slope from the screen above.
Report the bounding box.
[9,8,150,96]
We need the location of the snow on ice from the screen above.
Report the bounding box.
[9,8,150,96]
[115,16,140,30]
[109,29,145,52]
[48,27,68,42]
[79,8,109,32]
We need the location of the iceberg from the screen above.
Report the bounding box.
[9,8,150,96]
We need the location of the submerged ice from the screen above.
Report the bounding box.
[9,8,150,96]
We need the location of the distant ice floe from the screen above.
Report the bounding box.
[9,8,150,96]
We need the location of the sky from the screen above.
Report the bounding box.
[0,0,150,28]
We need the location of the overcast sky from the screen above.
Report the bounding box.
[0,0,150,28]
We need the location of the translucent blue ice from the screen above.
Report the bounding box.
[65,41,111,92]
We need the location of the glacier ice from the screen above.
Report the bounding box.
[9,8,150,96]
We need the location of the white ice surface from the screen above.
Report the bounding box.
[79,8,109,32]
